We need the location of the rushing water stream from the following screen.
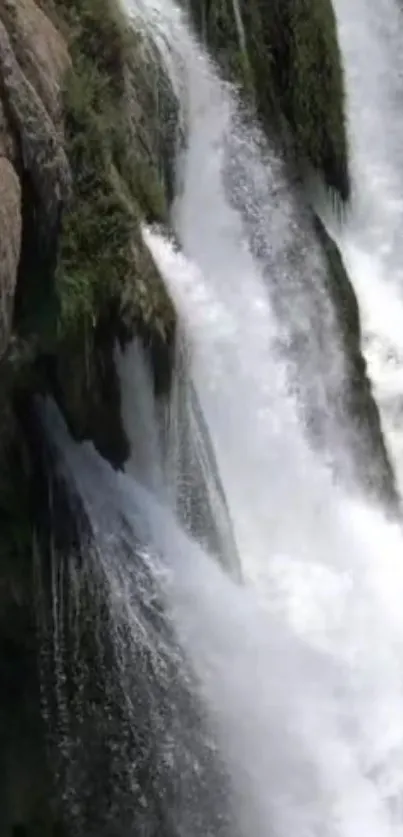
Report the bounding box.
[36,0,403,835]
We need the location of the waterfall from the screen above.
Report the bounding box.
[35,368,403,837]
[329,0,403,491]
[32,0,403,835]
[124,0,392,501]
[115,336,242,579]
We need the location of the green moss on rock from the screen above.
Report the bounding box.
[189,0,350,202]
[0,2,182,827]
[18,0,178,456]
[53,0,176,343]
[0,0,181,615]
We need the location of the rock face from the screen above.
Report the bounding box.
[0,0,71,348]
[0,0,180,462]
[0,155,21,358]
[0,2,239,827]
[0,0,400,832]
[0,1,179,833]
[186,0,350,203]
[41,0,178,464]
[0,11,72,829]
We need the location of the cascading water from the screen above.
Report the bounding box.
[123,0,395,504]
[328,0,403,491]
[34,0,403,835]
[33,397,240,837]
[36,361,403,837]
[115,337,241,579]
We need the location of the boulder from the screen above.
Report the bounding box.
[0,0,71,346]
[0,0,69,126]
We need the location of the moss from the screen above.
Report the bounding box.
[190,0,350,203]
[0,0,180,604]
[8,0,177,397]
[0,395,67,835]
[19,0,177,450]
[0,5,180,825]
[52,0,174,344]
[0,0,179,573]
[283,0,349,200]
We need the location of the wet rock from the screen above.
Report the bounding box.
[0,156,21,358]
[0,0,69,126]
[185,0,350,203]
[0,19,70,250]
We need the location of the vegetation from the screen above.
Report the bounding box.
[0,0,179,693]
[190,0,350,203]
[51,0,175,342]
[11,0,179,463]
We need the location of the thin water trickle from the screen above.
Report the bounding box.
[116,336,242,578]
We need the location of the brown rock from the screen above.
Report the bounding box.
[0,0,71,360]
[0,18,70,220]
[0,0,69,127]
[0,15,71,308]
[0,96,16,159]
[0,156,21,357]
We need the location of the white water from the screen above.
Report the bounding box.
[123,0,394,499]
[40,379,403,837]
[116,337,242,578]
[45,0,403,834]
[331,0,403,491]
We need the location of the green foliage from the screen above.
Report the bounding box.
[282,0,349,200]
[191,0,350,202]
[51,0,173,342]
[0,0,177,550]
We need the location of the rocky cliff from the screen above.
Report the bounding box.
[0,1,177,832]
